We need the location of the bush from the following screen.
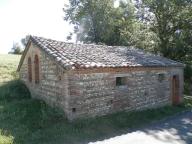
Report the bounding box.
[0,80,31,101]
[184,65,192,94]
[184,65,192,81]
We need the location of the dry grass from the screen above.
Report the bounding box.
[0,54,21,82]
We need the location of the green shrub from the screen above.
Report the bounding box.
[184,65,192,94]
[184,65,192,80]
[0,80,30,101]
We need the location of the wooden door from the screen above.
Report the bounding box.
[172,75,180,105]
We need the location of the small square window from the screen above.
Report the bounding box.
[72,108,76,113]
[116,77,126,86]
[158,74,165,82]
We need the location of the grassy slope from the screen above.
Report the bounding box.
[0,54,191,144]
[0,54,21,83]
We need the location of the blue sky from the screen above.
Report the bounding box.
[0,0,74,54]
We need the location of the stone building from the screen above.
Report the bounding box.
[17,36,184,120]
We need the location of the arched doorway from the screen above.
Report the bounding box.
[34,55,39,84]
[28,57,32,82]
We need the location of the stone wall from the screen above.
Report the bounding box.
[67,67,183,120]
[19,43,184,120]
[19,42,69,114]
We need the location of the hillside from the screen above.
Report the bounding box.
[0,54,21,83]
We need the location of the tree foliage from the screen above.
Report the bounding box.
[64,0,114,44]
[21,35,30,47]
[141,0,192,60]
[64,0,192,62]
[64,0,144,46]
[9,43,23,55]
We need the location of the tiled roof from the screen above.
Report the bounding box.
[30,36,183,70]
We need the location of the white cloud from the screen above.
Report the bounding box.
[0,0,73,54]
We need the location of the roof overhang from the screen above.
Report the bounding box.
[17,36,33,71]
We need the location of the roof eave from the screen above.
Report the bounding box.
[17,36,33,72]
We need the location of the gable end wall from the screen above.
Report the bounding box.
[19,43,69,114]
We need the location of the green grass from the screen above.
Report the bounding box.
[0,54,192,144]
[0,54,21,83]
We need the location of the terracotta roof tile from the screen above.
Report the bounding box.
[30,36,184,69]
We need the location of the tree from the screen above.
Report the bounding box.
[10,42,23,54]
[141,0,192,59]
[64,0,115,44]
[21,35,30,47]
[64,0,140,46]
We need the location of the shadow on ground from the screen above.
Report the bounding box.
[0,80,191,144]
[89,111,192,144]
[143,112,192,144]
